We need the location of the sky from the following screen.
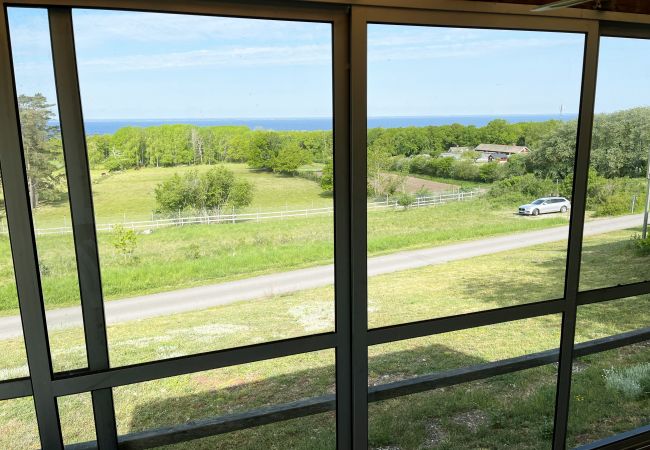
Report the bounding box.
[7,7,650,120]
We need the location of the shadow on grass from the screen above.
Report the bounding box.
[125,344,489,448]
[451,233,648,312]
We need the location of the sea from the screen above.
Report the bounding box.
[54,114,577,135]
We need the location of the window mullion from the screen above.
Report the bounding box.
[48,7,118,448]
[552,22,601,450]
[0,5,63,448]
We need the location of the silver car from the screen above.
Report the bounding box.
[518,197,570,216]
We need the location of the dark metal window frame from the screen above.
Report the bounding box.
[0,1,648,449]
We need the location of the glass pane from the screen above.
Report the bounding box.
[58,393,96,446]
[0,188,28,381]
[72,10,334,366]
[368,316,562,449]
[569,295,650,447]
[0,397,39,449]
[576,295,650,343]
[7,7,87,373]
[568,344,650,448]
[367,24,585,328]
[580,37,650,291]
[113,350,335,447]
[370,367,557,450]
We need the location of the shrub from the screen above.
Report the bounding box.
[478,162,502,183]
[320,160,333,192]
[451,160,480,181]
[155,166,254,214]
[415,186,431,198]
[488,174,555,204]
[396,192,415,209]
[630,233,650,256]
[604,363,650,399]
[112,224,137,261]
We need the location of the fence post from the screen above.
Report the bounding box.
[232,206,235,224]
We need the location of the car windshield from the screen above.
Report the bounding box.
[532,199,545,205]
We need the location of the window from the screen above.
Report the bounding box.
[0,3,649,449]
[367,23,584,328]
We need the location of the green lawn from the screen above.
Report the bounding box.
[30,163,331,228]
[0,228,648,448]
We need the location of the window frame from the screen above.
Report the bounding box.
[0,1,648,449]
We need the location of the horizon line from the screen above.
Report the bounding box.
[57,112,580,122]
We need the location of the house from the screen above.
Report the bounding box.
[439,146,471,159]
[474,144,529,156]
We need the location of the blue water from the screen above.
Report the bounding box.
[55,114,577,135]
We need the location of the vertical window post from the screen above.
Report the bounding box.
[553,22,600,449]
[48,7,118,448]
[0,5,63,449]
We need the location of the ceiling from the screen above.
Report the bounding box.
[466,0,650,14]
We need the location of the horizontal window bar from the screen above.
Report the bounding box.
[0,377,32,401]
[66,395,337,450]
[1,0,347,22]
[52,333,336,397]
[577,281,650,306]
[600,20,650,38]
[368,298,565,346]
[574,327,650,357]
[574,423,650,450]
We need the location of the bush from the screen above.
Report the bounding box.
[155,166,254,214]
[320,160,333,192]
[451,160,480,181]
[488,174,555,204]
[112,224,137,261]
[630,233,650,256]
[604,363,650,399]
[396,192,415,208]
[415,186,431,198]
[478,162,503,183]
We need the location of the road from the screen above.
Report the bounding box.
[0,214,642,339]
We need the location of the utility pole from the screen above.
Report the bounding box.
[643,146,650,239]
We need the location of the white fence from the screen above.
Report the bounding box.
[8,189,481,236]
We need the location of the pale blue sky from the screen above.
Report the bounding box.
[7,7,650,120]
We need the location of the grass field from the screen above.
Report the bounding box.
[1,228,648,449]
[29,164,332,228]
[0,196,571,315]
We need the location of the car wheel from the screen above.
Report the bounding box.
[532,209,539,216]
[560,206,567,213]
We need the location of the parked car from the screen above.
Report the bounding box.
[518,197,570,216]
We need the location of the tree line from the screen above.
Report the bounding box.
[87,125,332,174]
[9,93,650,215]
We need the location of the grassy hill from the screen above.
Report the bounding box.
[31,163,331,228]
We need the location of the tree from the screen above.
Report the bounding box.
[367,135,394,196]
[199,166,253,210]
[155,166,254,214]
[272,140,311,174]
[248,131,283,170]
[154,171,201,213]
[320,160,333,192]
[18,94,63,209]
